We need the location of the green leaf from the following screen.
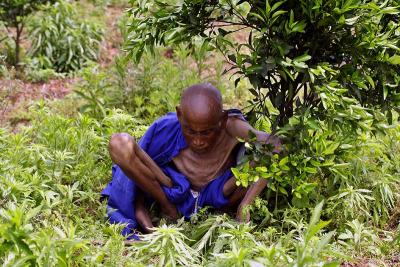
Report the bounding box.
[309,200,324,227]
[345,16,359,25]
[256,166,268,172]
[271,1,286,12]
[383,86,388,100]
[293,61,308,69]
[304,166,317,173]
[279,156,289,166]
[271,10,287,18]
[323,142,340,155]
[306,220,330,240]
[307,119,320,130]
[387,55,400,65]
[279,186,288,196]
[249,12,266,22]
[365,75,375,88]
[294,53,311,62]
[231,167,240,179]
[246,65,263,73]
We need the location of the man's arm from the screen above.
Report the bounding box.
[226,118,281,152]
[226,118,281,222]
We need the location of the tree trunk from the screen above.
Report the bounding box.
[14,24,22,69]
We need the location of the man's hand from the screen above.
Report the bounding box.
[236,178,269,223]
[236,203,250,223]
[226,118,282,223]
[255,131,282,153]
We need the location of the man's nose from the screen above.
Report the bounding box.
[193,137,205,147]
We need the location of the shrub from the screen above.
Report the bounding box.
[74,48,203,121]
[126,0,400,128]
[25,68,63,83]
[0,0,55,67]
[125,0,400,227]
[28,1,103,73]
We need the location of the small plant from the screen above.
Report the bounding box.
[0,0,55,67]
[28,0,103,73]
[74,65,110,119]
[338,219,379,256]
[133,224,199,266]
[25,68,63,83]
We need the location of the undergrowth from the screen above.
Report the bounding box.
[0,1,399,264]
[0,99,399,266]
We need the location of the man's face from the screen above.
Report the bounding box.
[179,111,226,154]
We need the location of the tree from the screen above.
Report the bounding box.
[124,0,400,217]
[0,0,56,67]
[125,0,400,129]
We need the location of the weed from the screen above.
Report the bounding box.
[28,1,103,73]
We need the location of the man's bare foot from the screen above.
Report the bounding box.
[161,205,179,221]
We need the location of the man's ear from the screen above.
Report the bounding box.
[176,106,182,120]
[220,110,228,128]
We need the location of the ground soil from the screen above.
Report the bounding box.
[0,4,125,127]
[0,78,75,126]
[341,254,400,267]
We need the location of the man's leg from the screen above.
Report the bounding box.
[222,177,247,211]
[135,189,154,233]
[108,133,178,220]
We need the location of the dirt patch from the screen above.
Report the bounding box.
[387,202,400,231]
[0,78,76,126]
[99,5,125,67]
[341,254,400,267]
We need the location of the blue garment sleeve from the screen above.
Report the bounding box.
[138,113,187,166]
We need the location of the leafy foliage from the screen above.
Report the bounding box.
[1,1,400,265]
[28,1,103,73]
[124,0,400,229]
[133,225,200,266]
[126,0,400,128]
[0,0,56,67]
[74,46,228,121]
[233,94,400,226]
[0,103,149,265]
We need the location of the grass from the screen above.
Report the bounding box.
[0,92,399,266]
[0,0,400,266]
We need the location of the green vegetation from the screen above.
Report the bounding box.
[0,0,400,266]
[0,0,103,78]
[127,0,400,232]
[28,0,103,73]
[127,0,400,127]
[0,0,56,67]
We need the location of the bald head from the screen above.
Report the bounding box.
[177,83,227,153]
[179,83,223,123]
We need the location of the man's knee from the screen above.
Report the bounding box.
[109,133,137,165]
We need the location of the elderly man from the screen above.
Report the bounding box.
[102,83,280,236]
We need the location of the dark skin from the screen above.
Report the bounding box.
[108,84,280,232]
